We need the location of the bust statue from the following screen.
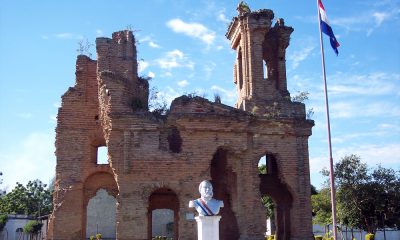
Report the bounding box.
[189,180,224,216]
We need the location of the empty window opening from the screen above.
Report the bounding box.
[258,155,268,174]
[264,60,268,80]
[258,154,277,175]
[152,209,174,239]
[238,49,243,90]
[86,189,116,239]
[97,146,108,165]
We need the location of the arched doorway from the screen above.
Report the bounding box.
[86,189,117,239]
[258,153,293,240]
[83,172,118,240]
[148,188,179,239]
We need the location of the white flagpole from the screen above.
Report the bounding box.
[317,1,338,240]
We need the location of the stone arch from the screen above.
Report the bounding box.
[257,152,293,240]
[83,172,118,239]
[210,148,240,240]
[148,188,179,239]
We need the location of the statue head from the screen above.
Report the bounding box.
[199,180,213,201]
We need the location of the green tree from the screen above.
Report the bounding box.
[0,214,7,232]
[0,180,52,217]
[311,188,332,232]
[366,166,400,230]
[323,155,400,234]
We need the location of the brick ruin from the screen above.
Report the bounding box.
[48,6,314,240]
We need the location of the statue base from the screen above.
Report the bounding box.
[195,216,221,240]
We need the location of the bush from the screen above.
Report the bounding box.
[266,235,274,240]
[0,214,7,231]
[96,233,102,239]
[365,233,374,240]
[23,220,43,234]
[314,235,323,240]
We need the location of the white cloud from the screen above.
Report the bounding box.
[138,60,149,73]
[377,123,400,132]
[55,33,84,40]
[335,143,400,168]
[168,49,184,59]
[217,12,230,24]
[156,49,194,70]
[211,85,237,105]
[329,72,400,96]
[18,113,32,119]
[49,115,57,123]
[149,41,161,48]
[96,29,104,37]
[177,80,189,88]
[309,156,329,176]
[1,132,56,190]
[157,87,181,106]
[139,36,152,42]
[148,71,156,78]
[53,102,61,108]
[167,18,216,45]
[288,46,315,70]
[331,9,398,36]
[330,101,400,119]
[310,142,400,186]
[204,62,217,80]
[372,12,390,26]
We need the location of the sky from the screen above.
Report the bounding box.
[0,0,399,191]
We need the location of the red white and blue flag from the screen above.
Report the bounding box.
[318,0,340,55]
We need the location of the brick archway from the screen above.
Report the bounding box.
[259,154,293,240]
[83,172,118,240]
[148,188,179,240]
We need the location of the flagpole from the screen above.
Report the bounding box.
[317,0,338,240]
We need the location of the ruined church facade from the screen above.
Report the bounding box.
[48,7,314,240]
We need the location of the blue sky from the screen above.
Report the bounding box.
[0,0,399,191]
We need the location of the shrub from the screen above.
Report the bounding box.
[365,233,374,240]
[96,233,102,239]
[267,235,275,240]
[23,220,43,234]
[314,235,323,240]
[0,214,7,231]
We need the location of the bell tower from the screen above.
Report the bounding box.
[226,3,294,113]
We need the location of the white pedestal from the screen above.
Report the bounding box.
[195,216,221,240]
